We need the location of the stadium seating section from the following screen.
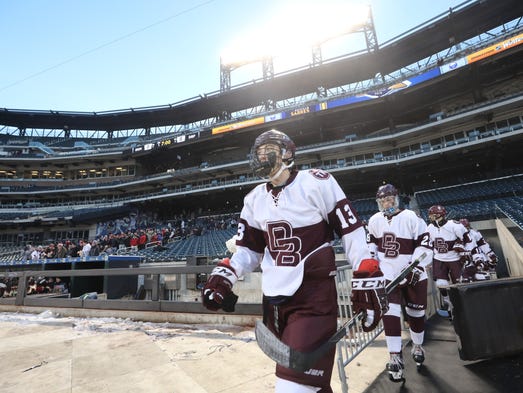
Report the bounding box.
[1,173,520,266]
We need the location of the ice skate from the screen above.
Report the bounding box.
[437,300,453,321]
[386,352,405,382]
[411,344,425,371]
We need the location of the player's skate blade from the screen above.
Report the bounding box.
[386,353,405,382]
[437,302,452,321]
[411,344,425,371]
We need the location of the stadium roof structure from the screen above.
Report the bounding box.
[0,0,522,134]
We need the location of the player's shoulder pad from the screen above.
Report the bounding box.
[403,209,420,219]
[368,211,381,222]
[306,168,331,180]
[243,182,266,200]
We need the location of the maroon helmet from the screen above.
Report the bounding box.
[428,205,446,217]
[428,205,446,224]
[376,184,398,199]
[459,218,470,228]
[250,129,296,178]
[376,184,399,214]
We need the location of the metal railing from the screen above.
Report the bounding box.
[0,258,444,393]
[334,264,441,392]
[0,264,261,317]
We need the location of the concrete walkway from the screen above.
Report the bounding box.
[363,316,523,393]
[0,310,390,393]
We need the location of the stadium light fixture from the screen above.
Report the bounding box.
[220,2,369,68]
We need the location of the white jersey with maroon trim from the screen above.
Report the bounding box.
[229,169,369,297]
[467,227,494,262]
[367,209,432,281]
[427,220,469,262]
[469,228,492,253]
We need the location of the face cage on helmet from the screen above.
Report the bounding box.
[460,219,470,228]
[429,213,445,225]
[377,195,400,215]
[250,146,280,178]
[250,143,294,180]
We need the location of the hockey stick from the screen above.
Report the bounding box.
[255,252,428,372]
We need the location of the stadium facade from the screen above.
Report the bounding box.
[0,0,522,260]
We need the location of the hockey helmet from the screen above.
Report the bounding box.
[376,183,399,215]
[250,129,296,179]
[428,205,446,224]
[459,218,470,228]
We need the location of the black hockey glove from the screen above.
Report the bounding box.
[202,259,239,312]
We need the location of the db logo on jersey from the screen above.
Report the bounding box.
[309,168,330,180]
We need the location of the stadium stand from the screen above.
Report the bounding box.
[0,1,523,255]
[415,174,523,221]
[1,4,523,392]
[0,1,521,264]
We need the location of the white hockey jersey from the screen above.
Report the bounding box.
[427,220,469,262]
[367,209,432,281]
[229,169,370,297]
[467,228,494,262]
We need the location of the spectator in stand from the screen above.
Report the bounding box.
[79,239,91,257]
[138,231,147,250]
[0,279,7,297]
[45,277,55,292]
[161,228,170,245]
[106,234,119,251]
[150,231,159,244]
[54,277,68,293]
[90,240,101,256]
[155,231,163,245]
[130,233,139,251]
[55,242,67,258]
[31,246,42,261]
[124,232,132,248]
[44,244,56,259]
[67,241,80,257]
[21,244,33,262]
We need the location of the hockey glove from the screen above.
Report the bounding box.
[472,257,491,281]
[473,257,486,272]
[458,250,472,265]
[453,242,466,254]
[399,264,424,287]
[202,258,239,312]
[351,259,388,332]
[459,258,477,283]
[486,251,498,269]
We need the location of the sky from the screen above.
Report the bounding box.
[0,0,467,113]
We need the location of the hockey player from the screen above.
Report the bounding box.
[202,129,387,393]
[427,205,471,319]
[367,184,433,381]
[459,218,498,278]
